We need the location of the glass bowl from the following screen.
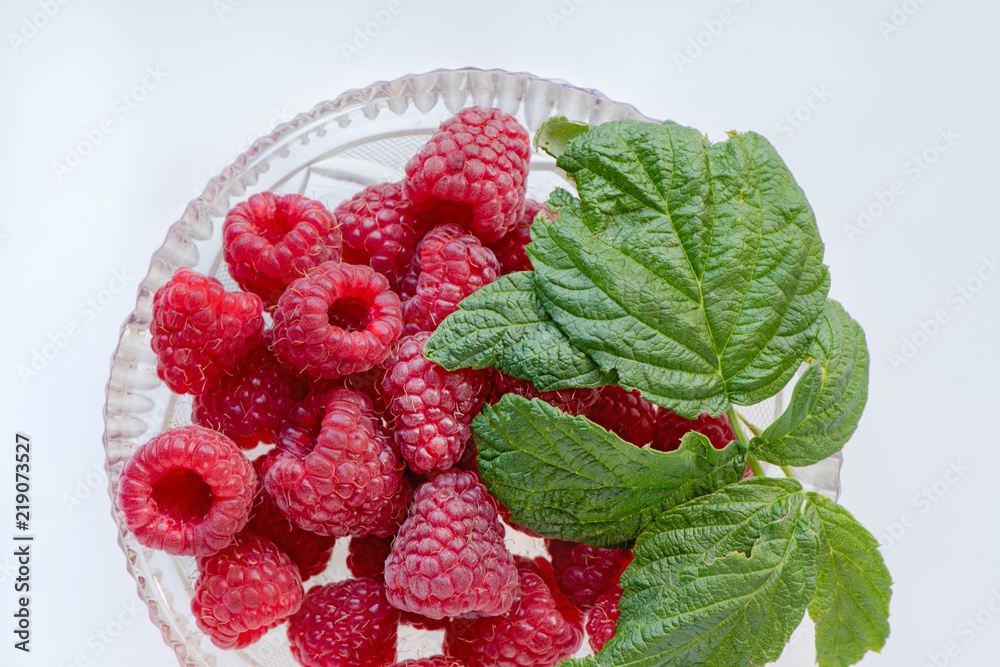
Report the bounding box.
[102,67,842,666]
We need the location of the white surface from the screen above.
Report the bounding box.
[0,1,997,665]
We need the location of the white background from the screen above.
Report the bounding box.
[1,0,997,665]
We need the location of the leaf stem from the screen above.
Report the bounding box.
[780,465,797,479]
[736,411,762,437]
[727,406,765,478]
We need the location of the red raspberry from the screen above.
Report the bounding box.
[192,336,309,449]
[287,578,400,667]
[334,182,430,293]
[223,192,342,307]
[404,106,530,244]
[385,469,518,620]
[391,658,465,667]
[382,332,486,474]
[403,224,500,334]
[487,199,552,274]
[444,557,583,667]
[545,538,633,611]
[487,370,600,416]
[586,586,622,653]
[192,533,304,649]
[263,388,405,537]
[150,267,264,394]
[347,533,448,631]
[586,386,658,447]
[272,262,402,380]
[117,425,256,556]
[347,534,394,582]
[651,409,736,452]
[245,489,335,580]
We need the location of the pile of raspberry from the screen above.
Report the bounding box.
[117,106,744,666]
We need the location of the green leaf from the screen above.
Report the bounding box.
[589,478,819,666]
[529,120,830,417]
[804,493,891,667]
[533,116,590,158]
[471,394,747,548]
[751,300,870,466]
[423,272,615,391]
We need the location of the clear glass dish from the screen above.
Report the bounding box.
[102,67,841,666]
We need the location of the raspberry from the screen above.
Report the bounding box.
[586,386,658,447]
[192,533,304,649]
[334,182,430,293]
[385,469,518,620]
[150,267,264,394]
[444,557,583,667]
[223,192,342,307]
[263,388,405,537]
[287,578,400,667]
[586,586,622,654]
[245,489,335,580]
[272,262,403,380]
[347,534,394,582]
[382,332,486,474]
[404,107,530,244]
[192,336,309,449]
[403,224,500,334]
[651,409,736,452]
[545,538,633,611]
[487,199,552,274]
[390,658,465,667]
[487,370,600,416]
[117,425,256,556]
[347,533,447,631]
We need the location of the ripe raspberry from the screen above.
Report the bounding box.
[385,469,518,620]
[334,182,430,293]
[390,658,465,667]
[382,332,486,474]
[444,557,583,667]
[545,538,633,611]
[487,370,600,417]
[272,262,402,379]
[245,489,335,580]
[586,587,622,653]
[150,267,264,394]
[403,224,500,334]
[117,425,256,556]
[263,388,405,537]
[223,192,342,307]
[587,386,658,447]
[347,533,448,631]
[404,106,530,244]
[192,533,304,649]
[487,199,553,274]
[192,336,309,449]
[651,409,736,452]
[287,578,400,667]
